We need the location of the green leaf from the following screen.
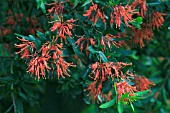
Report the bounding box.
[135,17,143,23]
[117,101,123,113]
[70,0,79,8]
[36,30,47,41]
[99,51,108,62]
[15,33,35,41]
[135,89,150,96]
[99,96,116,108]
[40,2,46,13]
[130,101,135,112]
[88,46,97,54]
[4,104,13,113]
[81,0,91,7]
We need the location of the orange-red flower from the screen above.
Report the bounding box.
[134,76,155,91]
[131,0,147,17]
[51,19,75,40]
[110,5,136,28]
[150,11,166,29]
[15,38,35,58]
[53,56,75,79]
[130,23,154,48]
[116,81,137,100]
[47,2,64,18]
[27,56,51,80]
[75,36,95,54]
[100,34,125,50]
[83,3,106,25]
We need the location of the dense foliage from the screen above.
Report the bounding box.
[0,0,170,113]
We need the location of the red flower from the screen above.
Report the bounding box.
[110,5,137,28]
[27,56,51,80]
[50,19,75,40]
[83,3,106,25]
[150,11,166,29]
[100,34,125,50]
[15,38,35,58]
[116,81,137,100]
[75,36,95,54]
[53,56,75,79]
[47,2,64,17]
[134,76,155,91]
[130,23,154,48]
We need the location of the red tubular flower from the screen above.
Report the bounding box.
[131,0,147,17]
[134,76,155,91]
[47,2,64,18]
[75,36,95,54]
[110,5,136,28]
[83,3,106,25]
[27,56,51,80]
[131,23,154,48]
[116,81,137,100]
[100,34,125,50]
[50,19,75,40]
[14,38,35,58]
[150,11,166,29]
[53,56,75,79]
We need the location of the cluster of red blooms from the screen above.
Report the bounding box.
[150,11,166,29]
[47,2,64,17]
[85,61,155,102]
[110,5,137,28]
[85,61,133,102]
[131,0,147,17]
[130,23,154,48]
[15,38,75,80]
[75,36,95,54]
[83,2,106,25]
[100,34,126,50]
[50,18,75,40]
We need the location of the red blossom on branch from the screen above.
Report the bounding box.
[83,3,106,25]
[110,5,137,28]
[14,38,35,58]
[75,36,95,54]
[50,18,75,40]
[134,76,155,91]
[116,81,137,100]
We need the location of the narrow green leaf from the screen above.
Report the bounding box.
[81,0,91,7]
[135,89,150,96]
[99,51,108,62]
[40,2,46,13]
[36,30,47,41]
[130,101,135,112]
[88,46,97,54]
[117,101,123,113]
[4,104,13,113]
[15,33,35,41]
[99,96,116,108]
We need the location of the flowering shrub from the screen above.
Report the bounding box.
[0,0,170,113]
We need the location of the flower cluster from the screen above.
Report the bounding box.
[130,23,154,48]
[85,61,132,102]
[150,11,166,29]
[100,34,125,50]
[110,5,137,28]
[50,18,75,40]
[83,2,106,25]
[15,37,75,80]
[47,2,64,17]
[75,36,95,54]
[131,0,147,17]
[15,38,35,58]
